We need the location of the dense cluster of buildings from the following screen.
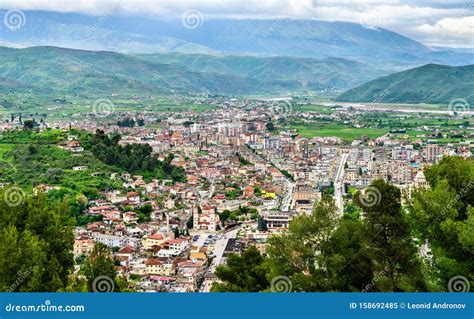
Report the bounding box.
[2,98,472,292]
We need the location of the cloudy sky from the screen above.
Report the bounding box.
[0,0,473,48]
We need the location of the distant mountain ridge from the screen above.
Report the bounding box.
[0,11,472,68]
[136,53,386,90]
[1,46,471,110]
[0,45,389,109]
[337,64,474,105]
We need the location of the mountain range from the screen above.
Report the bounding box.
[0,45,472,109]
[0,10,473,108]
[0,45,392,105]
[1,11,472,68]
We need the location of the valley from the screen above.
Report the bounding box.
[0,4,472,299]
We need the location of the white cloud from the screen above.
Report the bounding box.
[417,16,474,38]
[0,0,472,47]
[415,16,474,47]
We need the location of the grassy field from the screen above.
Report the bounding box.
[292,104,335,114]
[0,143,14,157]
[289,124,387,142]
[1,95,216,120]
[391,130,468,143]
[145,123,166,130]
[331,101,448,111]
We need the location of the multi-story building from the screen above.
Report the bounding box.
[145,258,175,276]
[142,233,166,250]
[73,239,95,257]
[92,233,128,248]
[193,205,218,231]
[425,144,443,163]
[258,211,295,230]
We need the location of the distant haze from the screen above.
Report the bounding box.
[0,0,472,48]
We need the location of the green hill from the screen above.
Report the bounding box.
[136,53,385,90]
[0,46,389,110]
[337,64,474,105]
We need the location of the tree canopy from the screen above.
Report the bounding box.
[85,130,186,182]
[409,157,473,291]
[0,190,74,292]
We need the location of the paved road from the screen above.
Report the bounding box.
[210,228,239,271]
[242,146,295,212]
[333,153,348,215]
[281,180,295,211]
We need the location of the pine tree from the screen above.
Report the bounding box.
[83,243,119,292]
[355,180,425,291]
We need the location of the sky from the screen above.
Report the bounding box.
[0,0,473,48]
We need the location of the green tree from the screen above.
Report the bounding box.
[219,210,231,224]
[186,215,193,229]
[23,119,35,130]
[0,191,74,292]
[257,216,268,231]
[280,170,295,182]
[86,130,185,182]
[211,246,269,292]
[355,180,425,292]
[173,227,180,239]
[409,157,474,291]
[266,198,339,291]
[83,243,119,292]
[320,216,374,291]
[137,204,153,222]
[266,121,276,132]
[228,211,238,221]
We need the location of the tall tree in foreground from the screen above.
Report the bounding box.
[0,190,74,291]
[409,157,474,291]
[266,198,376,291]
[320,215,374,291]
[211,246,269,292]
[83,243,119,292]
[354,180,425,291]
[265,198,341,291]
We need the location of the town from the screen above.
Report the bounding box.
[1,96,472,292]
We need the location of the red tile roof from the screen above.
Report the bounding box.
[146,258,162,266]
[148,233,164,240]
